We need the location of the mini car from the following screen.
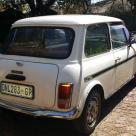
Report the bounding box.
[0,15,135,135]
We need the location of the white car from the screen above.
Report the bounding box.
[0,15,135,135]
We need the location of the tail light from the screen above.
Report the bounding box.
[58,83,73,109]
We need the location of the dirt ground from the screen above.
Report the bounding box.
[0,78,136,136]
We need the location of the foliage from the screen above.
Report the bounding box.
[108,0,136,15]
[0,0,56,16]
[128,0,136,13]
[104,0,136,31]
[57,0,91,14]
[0,0,29,14]
[0,0,57,44]
[26,0,56,16]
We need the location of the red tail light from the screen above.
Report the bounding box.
[58,83,73,109]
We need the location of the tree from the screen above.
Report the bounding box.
[128,0,136,14]
[57,0,91,14]
[111,0,125,14]
[0,0,56,16]
[0,0,56,44]
[25,0,56,16]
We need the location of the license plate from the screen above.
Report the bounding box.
[0,82,34,99]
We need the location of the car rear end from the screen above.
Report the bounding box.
[0,17,83,119]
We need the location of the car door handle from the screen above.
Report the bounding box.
[5,74,26,81]
[115,57,121,61]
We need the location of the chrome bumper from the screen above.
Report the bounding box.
[0,100,79,120]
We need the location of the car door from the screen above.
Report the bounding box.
[82,23,115,98]
[110,23,134,90]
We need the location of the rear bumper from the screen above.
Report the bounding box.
[0,100,79,120]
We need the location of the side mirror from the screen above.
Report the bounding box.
[130,32,136,43]
[128,32,136,47]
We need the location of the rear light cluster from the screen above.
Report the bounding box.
[58,83,73,109]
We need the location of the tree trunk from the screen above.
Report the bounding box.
[25,0,37,16]
[134,0,136,13]
[26,0,56,16]
[122,0,125,13]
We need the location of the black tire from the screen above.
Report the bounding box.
[73,89,102,135]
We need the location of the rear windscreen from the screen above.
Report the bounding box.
[5,27,75,59]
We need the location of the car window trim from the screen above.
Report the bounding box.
[4,26,75,59]
[84,23,111,58]
[109,24,128,49]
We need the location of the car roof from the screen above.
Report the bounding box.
[12,15,122,27]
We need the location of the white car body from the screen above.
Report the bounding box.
[0,15,135,123]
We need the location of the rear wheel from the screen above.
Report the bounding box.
[73,89,102,135]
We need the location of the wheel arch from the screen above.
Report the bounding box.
[92,84,105,103]
[76,80,105,118]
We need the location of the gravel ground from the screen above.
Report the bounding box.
[92,79,136,136]
[0,79,136,136]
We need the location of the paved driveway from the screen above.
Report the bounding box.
[0,79,136,136]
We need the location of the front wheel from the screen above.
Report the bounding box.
[73,89,102,135]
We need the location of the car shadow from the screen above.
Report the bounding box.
[0,79,135,136]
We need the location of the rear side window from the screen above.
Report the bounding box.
[110,24,127,49]
[85,23,111,57]
[5,27,75,59]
